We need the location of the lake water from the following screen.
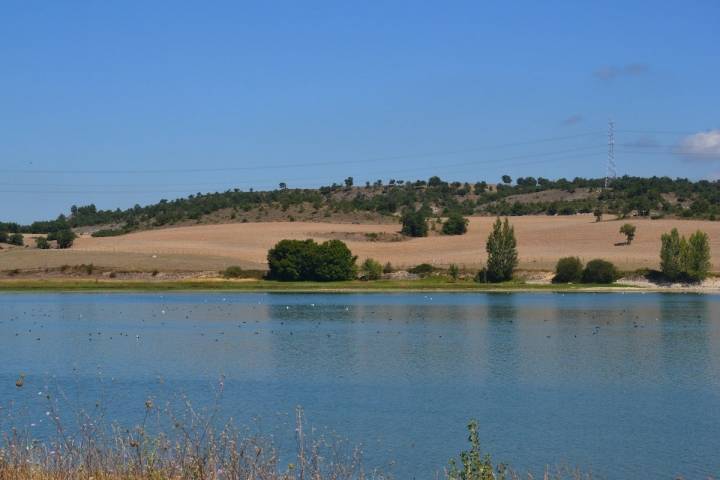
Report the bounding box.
[1,292,719,479]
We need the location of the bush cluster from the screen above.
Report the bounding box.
[47,229,77,249]
[582,259,619,284]
[441,213,468,235]
[408,263,434,276]
[660,228,711,282]
[553,257,583,283]
[401,209,428,237]
[267,239,357,281]
[359,258,383,280]
[553,257,619,284]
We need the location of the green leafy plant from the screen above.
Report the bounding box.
[35,236,51,249]
[485,218,518,282]
[442,213,469,235]
[660,228,711,282]
[8,233,24,246]
[359,258,383,280]
[447,420,505,480]
[401,209,428,237]
[222,266,245,278]
[267,239,357,281]
[553,257,583,283]
[408,263,434,276]
[619,223,636,244]
[582,259,619,284]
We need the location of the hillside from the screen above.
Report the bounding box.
[1,175,720,237]
[3,215,720,276]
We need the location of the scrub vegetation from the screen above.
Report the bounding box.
[3,175,720,237]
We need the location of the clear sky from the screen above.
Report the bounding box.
[1,1,719,223]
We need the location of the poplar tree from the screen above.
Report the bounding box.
[485,217,518,282]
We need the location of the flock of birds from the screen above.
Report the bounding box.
[3,294,707,391]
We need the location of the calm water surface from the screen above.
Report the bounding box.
[1,292,719,479]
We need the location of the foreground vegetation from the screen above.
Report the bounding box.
[0,386,595,480]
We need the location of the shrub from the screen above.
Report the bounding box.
[383,262,394,274]
[582,259,619,284]
[35,236,51,249]
[360,258,383,280]
[0,231,7,243]
[619,223,636,244]
[660,228,711,282]
[485,217,518,282]
[447,420,499,480]
[553,257,583,283]
[266,239,356,281]
[91,228,128,237]
[48,229,77,249]
[400,210,428,237]
[222,266,245,278]
[448,264,460,280]
[8,233,24,246]
[408,263,434,276]
[442,213,468,235]
[474,268,488,283]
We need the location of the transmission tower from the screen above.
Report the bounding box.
[604,120,616,189]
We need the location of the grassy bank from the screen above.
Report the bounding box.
[0,277,632,292]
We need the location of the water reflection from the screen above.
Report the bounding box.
[1,292,719,479]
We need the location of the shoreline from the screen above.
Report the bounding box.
[1,278,718,294]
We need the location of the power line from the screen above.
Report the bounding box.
[0,146,605,193]
[0,155,608,196]
[0,132,604,175]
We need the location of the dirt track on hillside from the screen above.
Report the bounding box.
[3,215,720,272]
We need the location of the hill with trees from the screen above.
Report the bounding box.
[2,175,720,236]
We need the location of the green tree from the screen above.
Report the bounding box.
[400,209,428,237]
[8,233,24,246]
[684,230,711,281]
[360,258,383,280]
[315,240,357,281]
[344,176,354,188]
[0,231,8,243]
[267,239,319,281]
[619,223,636,244]
[660,228,684,281]
[553,257,583,283]
[582,259,619,284]
[35,236,50,249]
[266,239,357,281]
[485,217,518,282]
[48,229,76,249]
[442,213,469,235]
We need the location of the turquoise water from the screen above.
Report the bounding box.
[1,292,719,478]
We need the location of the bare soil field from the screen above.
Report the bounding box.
[2,215,720,273]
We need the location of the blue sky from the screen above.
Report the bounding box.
[1,1,719,223]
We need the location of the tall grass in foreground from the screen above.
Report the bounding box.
[1,383,598,480]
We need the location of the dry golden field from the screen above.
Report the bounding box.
[2,215,720,273]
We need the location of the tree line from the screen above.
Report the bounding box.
[3,175,719,236]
